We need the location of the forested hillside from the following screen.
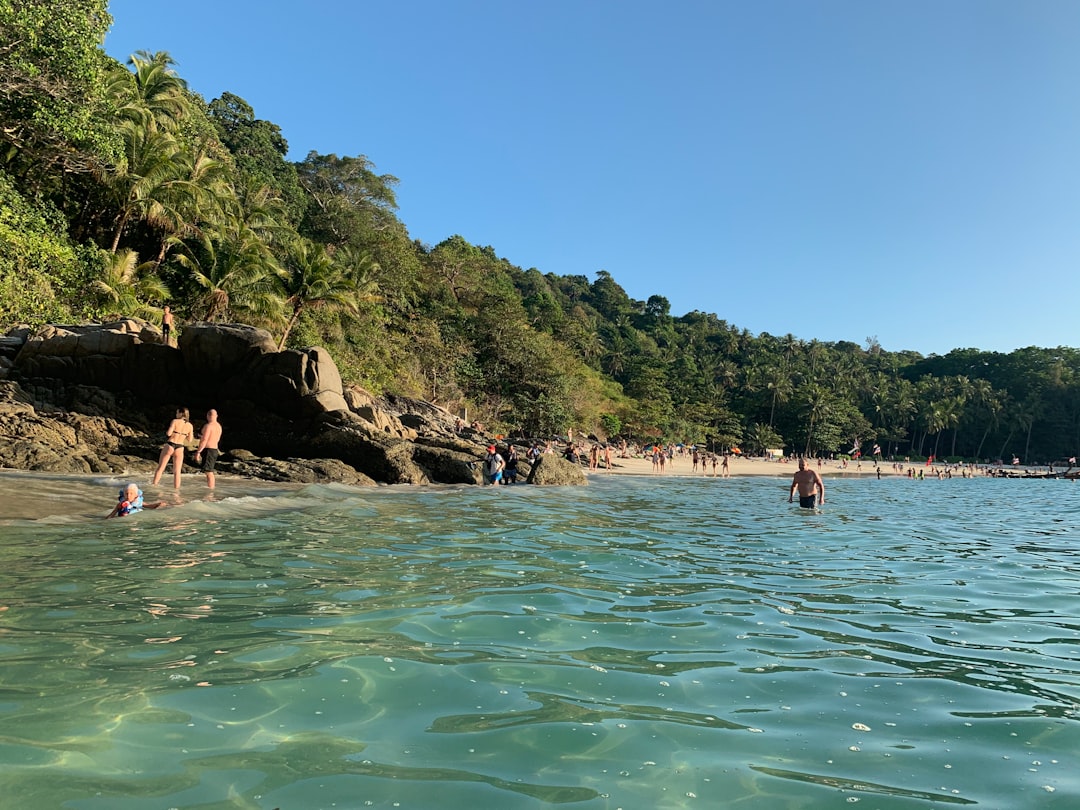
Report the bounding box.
[2,1,1078,462]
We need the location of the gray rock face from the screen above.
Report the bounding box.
[0,381,154,474]
[526,455,588,486]
[11,320,349,421]
[223,449,376,486]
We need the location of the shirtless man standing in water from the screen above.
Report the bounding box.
[194,409,223,489]
[789,457,826,509]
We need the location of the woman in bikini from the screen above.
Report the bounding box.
[152,408,194,489]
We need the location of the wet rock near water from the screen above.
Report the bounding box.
[525,454,587,486]
[222,449,376,486]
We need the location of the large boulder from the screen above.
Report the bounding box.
[344,386,418,439]
[411,443,485,484]
[526,455,588,486]
[247,347,349,417]
[178,322,276,381]
[17,319,158,360]
[13,321,353,421]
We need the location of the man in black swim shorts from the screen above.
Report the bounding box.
[789,457,825,509]
[162,305,174,346]
[194,408,223,489]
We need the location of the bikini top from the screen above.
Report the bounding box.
[167,420,191,441]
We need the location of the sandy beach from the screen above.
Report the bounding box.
[593,454,890,478]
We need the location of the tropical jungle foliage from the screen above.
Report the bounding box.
[2,0,1079,463]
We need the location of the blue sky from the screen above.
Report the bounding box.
[105,1,1080,356]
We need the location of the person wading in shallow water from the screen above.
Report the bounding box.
[194,409,223,489]
[152,408,193,489]
[789,457,826,509]
[483,444,505,485]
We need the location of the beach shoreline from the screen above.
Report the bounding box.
[592,454,898,478]
[0,454,998,522]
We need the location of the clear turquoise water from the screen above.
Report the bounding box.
[1,473,1078,809]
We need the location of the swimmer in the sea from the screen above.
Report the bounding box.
[106,482,167,518]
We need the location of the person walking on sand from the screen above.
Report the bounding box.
[161,305,174,346]
[152,408,193,489]
[789,457,826,509]
[193,409,223,489]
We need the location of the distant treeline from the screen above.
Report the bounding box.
[2,1,1078,461]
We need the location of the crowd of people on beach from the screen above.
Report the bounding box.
[476,432,749,487]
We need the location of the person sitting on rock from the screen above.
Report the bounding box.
[106,482,167,518]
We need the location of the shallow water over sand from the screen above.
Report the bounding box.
[1,473,1077,808]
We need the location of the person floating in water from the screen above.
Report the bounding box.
[106,482,167,518]
[789,457,826,509]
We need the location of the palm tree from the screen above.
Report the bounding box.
[603,332,628,378]
[745,422,783,456]
[888,379,917,456]
[1017,396,1042,464]
[714,359,739,391]
[942,396,965,458]
[801,383,831,456]
[806,339,825,376]
[276,240,380,350]
[764,364,794,427]
[782,333,801,361]
[173,204,286,325]
[974,387,1003,462]
[92,248,170,320]
[105,124,187,253]
[108,51,190,129]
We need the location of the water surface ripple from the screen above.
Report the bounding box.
[0,475,1077,808]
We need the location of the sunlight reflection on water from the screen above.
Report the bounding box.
[0,474,1078,808]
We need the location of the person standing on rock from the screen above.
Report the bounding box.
[161,305,174,346]
[152,408,193,489]
[194,409,223,489]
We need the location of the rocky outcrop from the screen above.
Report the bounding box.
[526,454,587,486]
[223,449,376,486]
[0,380,155,474]
[0,320,584,487]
